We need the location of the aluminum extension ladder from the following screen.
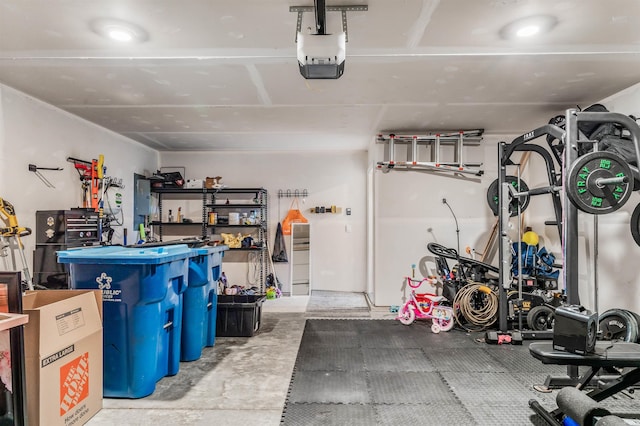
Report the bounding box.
[376,130,484,176]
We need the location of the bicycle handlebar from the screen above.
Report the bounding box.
[406,276,437,289]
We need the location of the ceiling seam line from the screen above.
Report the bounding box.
[406,0,440,49]
[245,64,272,105]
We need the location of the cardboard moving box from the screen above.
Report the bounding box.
[24,290,103,426]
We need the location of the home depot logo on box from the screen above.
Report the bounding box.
[60,352,89,416]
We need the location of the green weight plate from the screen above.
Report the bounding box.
[486,176,529,217]
[567,151,632,215]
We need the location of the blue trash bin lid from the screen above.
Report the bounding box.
[189,245,229,257]
[57,244,192,264]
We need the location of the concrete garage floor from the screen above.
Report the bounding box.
[87,291,379,425]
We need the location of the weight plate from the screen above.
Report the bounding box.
[486,176,530,217]
[630,310,640,343]
[599,309,639,342]
[567,151,632,214]
[630,202,640,247]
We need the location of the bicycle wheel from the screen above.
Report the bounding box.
[397,304,415,325]
[431,323,441,334]
[435,315,455,332]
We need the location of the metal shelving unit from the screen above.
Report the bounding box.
[151,187,269,290]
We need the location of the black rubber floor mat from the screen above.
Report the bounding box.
[287,370,370,404]
[442,371,540,405]
[359,330,426,349]
[363,347,435,372]
[427,347,509,373]
[303,318,360,332]
[281,403,377,426]
[282,319,639,425]
[486,343,566,373]
[376,403,476,425]
[295,347,364,371]
[417,328,485,349]
[368,371,455,404]
[299,330,360,348]
[466,403,550,426]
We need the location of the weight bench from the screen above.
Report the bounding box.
[528,341,640,424]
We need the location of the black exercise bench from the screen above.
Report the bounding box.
[528,341,640,425]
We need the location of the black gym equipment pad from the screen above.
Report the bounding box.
[529,341,640,424]
[280,320,637,425]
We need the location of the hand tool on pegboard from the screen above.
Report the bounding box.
[97,155,106,242]
[91,157,101,210]
[67,157,94,208]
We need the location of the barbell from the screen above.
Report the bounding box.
[488,151,633,217]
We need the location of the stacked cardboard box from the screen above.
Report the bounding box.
[23,290,103,426]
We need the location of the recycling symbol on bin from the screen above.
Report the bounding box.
[96,272,112,290]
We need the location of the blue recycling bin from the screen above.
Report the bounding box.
[182,245,227,362]
[57,244,191,398]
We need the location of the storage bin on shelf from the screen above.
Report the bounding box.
[57,244,190,398]
[216,294,267,337]
[182,245,228,362]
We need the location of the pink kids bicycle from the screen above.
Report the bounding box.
[396,273,455,333]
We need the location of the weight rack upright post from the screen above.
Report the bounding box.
[498,141,510,333]
[563,109,580,307]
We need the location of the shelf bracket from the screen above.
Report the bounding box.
[28,163,62,188]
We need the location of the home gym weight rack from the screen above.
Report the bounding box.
[497,122,565,341]
[498,108,640,387]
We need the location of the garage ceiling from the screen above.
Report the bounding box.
[1,0,639,151]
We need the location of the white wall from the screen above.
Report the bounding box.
[0,85,159,275]
[159,150,367,294]
[372,135,508,306]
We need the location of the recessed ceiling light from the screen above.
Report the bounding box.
[516,25,540,38]
[499,15,557,40]
[107,29,134,42]
[90,18,148,43]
